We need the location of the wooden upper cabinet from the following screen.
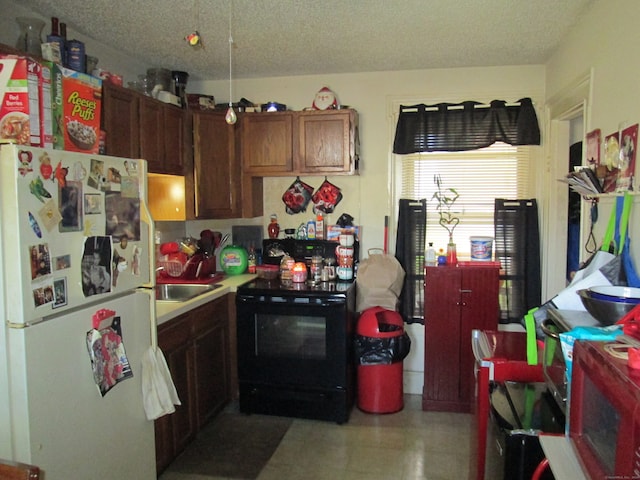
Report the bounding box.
[102,83,187,175]
[297,110,358,174]
[193,111,240,218]
[241,112,294,174]
[241,109,359,176]
[102,83,140,159]
[138,95,164,173]
[163,105,189,176]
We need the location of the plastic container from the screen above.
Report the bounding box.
[470,236,493,261]
[256,264,279,280]
[425,242,436,266]
[354,307,411,413]
[220,245,248,275]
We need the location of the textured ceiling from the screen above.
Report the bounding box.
[11,0,593,81]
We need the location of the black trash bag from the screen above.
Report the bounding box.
[354,328,411,365]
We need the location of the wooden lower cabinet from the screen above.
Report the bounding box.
[155,295,231,474]
[423,265,499,413]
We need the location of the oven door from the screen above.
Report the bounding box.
[236,293,353,389]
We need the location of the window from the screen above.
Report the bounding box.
[396,142,533,256]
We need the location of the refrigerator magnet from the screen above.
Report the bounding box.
[37,199,62,232]
[28,212,42,238]
[29,177,52,203]
[17,149,33,175]
[52,277,67,308]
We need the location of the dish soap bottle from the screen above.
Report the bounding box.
[425,242,436,266]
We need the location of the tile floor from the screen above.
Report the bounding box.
[160,394,473,480]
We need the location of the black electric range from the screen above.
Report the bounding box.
[236,277,357,423]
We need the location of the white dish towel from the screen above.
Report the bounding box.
[141,346,181,420]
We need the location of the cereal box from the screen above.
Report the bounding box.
[0,55,41,146]
[50,64,102,153]
[39,61,53,148]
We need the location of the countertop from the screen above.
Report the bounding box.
[154,274,256,326]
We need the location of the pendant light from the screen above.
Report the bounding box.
[225,0,236,125]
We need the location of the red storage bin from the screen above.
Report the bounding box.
[355,307,409,413]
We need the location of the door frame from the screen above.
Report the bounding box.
[540,70,593,300]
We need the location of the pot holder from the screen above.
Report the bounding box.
[312,177,343,214]
[282,176,314,214]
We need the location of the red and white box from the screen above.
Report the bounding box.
[326,225,361,242]
[0,55,41,146]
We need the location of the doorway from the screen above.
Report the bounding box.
[541,71,592,300]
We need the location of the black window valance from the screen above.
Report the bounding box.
[393,97,541,154]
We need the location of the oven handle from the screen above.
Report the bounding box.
[236,295,346,307]
[540,319,560,340]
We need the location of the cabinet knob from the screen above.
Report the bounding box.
[460,289,472,294]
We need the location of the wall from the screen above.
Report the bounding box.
[545,0,640,273]
[190,67,545,394]
[189,66,545,255]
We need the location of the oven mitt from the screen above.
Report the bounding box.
[282,176,314,214]
[312,178,343,214]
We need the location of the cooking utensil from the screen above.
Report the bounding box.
[218,233,230,250]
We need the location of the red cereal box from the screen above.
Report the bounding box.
[0,55,41,146]
[50,64,102,153]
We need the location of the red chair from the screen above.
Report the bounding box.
[470,330,544,480]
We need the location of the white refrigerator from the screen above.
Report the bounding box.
[0,144,157,479]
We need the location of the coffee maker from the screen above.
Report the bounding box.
[171,70,189,107]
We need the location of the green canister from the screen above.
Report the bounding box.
[220,245,248,275]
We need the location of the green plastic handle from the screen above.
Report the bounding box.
[524,307,539,366]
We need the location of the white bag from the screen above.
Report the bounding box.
[356,248,405,313]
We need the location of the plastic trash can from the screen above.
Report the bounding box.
[354,306,411,413]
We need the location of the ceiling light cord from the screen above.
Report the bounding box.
[225,0,237,125]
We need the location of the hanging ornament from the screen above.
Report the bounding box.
[225,0,236,125]
[185,0,204,49]
[185,31,203,48]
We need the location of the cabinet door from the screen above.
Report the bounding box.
[296,110,356,174]
[154,412,173,474]
[192,297,230,427]
[157,318,195,460]
[102,83,139,159]
[193,112,240,218]
[241,112,293,174]
[163,106,187,175]
[458,267,499,404]
[423,267,462,409]
[138,96,164,173]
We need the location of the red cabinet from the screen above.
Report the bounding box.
[423,265,499,413]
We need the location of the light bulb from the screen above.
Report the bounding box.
[225,104,237,125]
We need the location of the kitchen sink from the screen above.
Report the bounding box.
[155,283,222,302]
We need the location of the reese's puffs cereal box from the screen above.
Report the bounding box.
[50,64,102,153]
[0,55,41,146]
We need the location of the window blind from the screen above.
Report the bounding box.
[398,142,532,254]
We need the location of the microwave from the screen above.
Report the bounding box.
[569,340,640,478]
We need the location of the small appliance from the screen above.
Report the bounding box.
[569,340,640,478]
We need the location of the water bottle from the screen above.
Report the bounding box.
[425,242,436,266]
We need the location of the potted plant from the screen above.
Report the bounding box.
[432,174,460,264]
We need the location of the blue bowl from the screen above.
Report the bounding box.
[588,286,640,304]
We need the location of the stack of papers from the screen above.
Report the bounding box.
[558,167,604,196]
